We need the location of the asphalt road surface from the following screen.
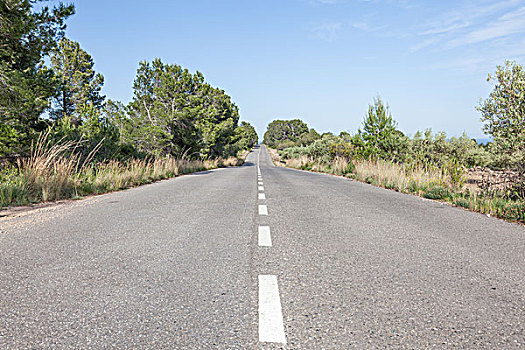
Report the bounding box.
[1,145,524,349]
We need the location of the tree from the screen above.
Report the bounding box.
[229,121,258,153]
[0,0,74,156]
[50,38,105,125]
[296,128,321,146]
[478,60,525,168]
[196,84,240,158]
[358,97,406,160]
[263,119,309,148]
[126,59,239,158]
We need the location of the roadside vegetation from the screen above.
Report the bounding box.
[265,60,525,224]
[0,1,257,208]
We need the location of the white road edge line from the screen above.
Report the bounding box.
[259,275,286,344]
[259,193,266,200]
[258,205,268,215]
[258,186,264,191]
[258,226,272,247]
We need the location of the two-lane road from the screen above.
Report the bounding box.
[1,146,524,348]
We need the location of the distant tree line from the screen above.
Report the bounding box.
[0,1,257,162]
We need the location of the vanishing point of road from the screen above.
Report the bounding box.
[1,146,524,349]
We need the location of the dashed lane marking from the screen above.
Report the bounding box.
[258,275,287,344]
[259,193,266,200]
[258,226,272,247]
[259,205,268,215]
[258,186,264,191]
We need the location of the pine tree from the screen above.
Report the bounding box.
[0,0,74,156]
[50,38,105,125]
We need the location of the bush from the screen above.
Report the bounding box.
[454,197,470,208]
[423,185,451,200]
[365,175,377,185]
[343,162,355,175]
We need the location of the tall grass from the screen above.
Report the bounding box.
[0,134,239,209]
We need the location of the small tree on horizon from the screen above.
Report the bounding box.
[358,96,406,160]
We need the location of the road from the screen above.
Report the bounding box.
[1,145,524,349]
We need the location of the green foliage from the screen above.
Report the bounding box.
[263,119,315,149]
[0,0,75,156]
[343,162,355,175]
[124,59,240,158]
[422,184,451,200]
[329,140,353,161]
[358,97,408,161]
[50,38,105,124]
[281,137,338,163]
[478,60,525,169]
[226,121,258,156]
[296,128,321,147]
[0,124,20,157]
[409,130,492,168]
[454,197,470,209]
[443,158,465,189]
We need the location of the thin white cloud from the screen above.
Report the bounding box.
[419,22,470,36]
[409,38,438,53]
[311,22,343,42]
[351,21,386,32]
[416,0,520,38]
[447,6,525,47]
[409,0,525,63]
[308,0,342,4]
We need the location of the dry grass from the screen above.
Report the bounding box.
[237,149,250,161]
[220,156,244,167]
[284,156,454,192]
[267,147,285,166]
[353,159,447,193]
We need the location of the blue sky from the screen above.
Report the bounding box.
[62,0,525,139]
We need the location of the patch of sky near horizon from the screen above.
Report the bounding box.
[61,0,525,140]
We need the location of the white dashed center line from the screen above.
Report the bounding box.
[258,205,268,215]
[258,275,287,344]
[258,226,272,247]
[256,148,287,344]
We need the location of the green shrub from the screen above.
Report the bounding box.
[423,185,451,200]
[343,163,355,175]
[454,197,470,208]
[365,175,377,185]
[443,159,465,189]
[408,180,420,193]
[501,202,525,221]
[384,182,398,191]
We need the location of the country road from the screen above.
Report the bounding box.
[1,145,524,349]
